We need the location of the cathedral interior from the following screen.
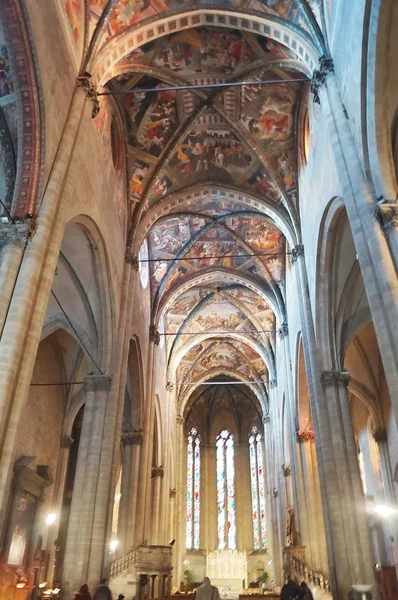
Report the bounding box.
[0,1,398,600]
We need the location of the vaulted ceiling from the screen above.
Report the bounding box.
[64,1,328,415]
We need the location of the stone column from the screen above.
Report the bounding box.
[278,324,303,541]
[77,376,113,588]
[321,371,375,585]
[173,416,185,587]
[135,327,159,545]
[118,430,143,553]
[0,224,29,335]
[150,466,164,544]
[263,405,282,586]
[292,245,376,598]
[315,58,398,416]
[0,86,88,534]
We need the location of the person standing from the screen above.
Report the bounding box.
[93,579,112,600]
[280,576,300,600]
[195,578,220,600]
[74,584,92,600]
[299,582,314,600]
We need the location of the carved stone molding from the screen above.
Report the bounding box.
[76,74,100,118]
[269,379,277,389]
[279,322,288,339]
[3,0,43,217]
[374,203,398,235]
[291,245,304,264]
[85,375,112,392]
[169,488,176,498]
[122,430,143,446]
[166,381,174,392]
[282,464,291,477]
[311,56,334,104]
[373,428,387,443]
[125,251,139,270]
[149,324,160,345]
[320,370,350,389]
[151,465,164,478]
[0,223,30,251]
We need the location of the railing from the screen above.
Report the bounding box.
[283,549,331,593]
[109,549,135,579]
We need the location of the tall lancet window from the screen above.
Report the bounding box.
[249,426,267,549]
[216,430,236,550]
[186,428,200,549]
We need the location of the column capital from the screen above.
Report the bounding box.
[151,465,164,478]
[84,374,112,392]
[76,73,100,118]
[373,427,387,443]
[149,324,160,345]
[311,56,334,104]
[269,378,277,389]
[125,251,140,270]
[291,245,304,264]
[176,415,184,426]
[320,370,350,388]
[122,430,144,446]
[278,322,288,339]
[0,223,30,251]
[169,488,176,498]
[374,202,398,235]
[296,429,315,443]
[282,464,291,477]
[262,415,270,425]
[166,381,174,392]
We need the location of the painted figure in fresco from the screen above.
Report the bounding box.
[130,164,148,199]
[277,153,294,188]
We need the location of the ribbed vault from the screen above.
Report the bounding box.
[73,0,328,411]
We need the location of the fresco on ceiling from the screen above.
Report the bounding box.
[169,123,253,184]
[98,0,314,46]
[247,167,282,201]
[129,158,154,203]
[177,338,266,385]
[89,0,109,38]
[0,24,16,215]
[191,299,249,332]
[148,213,284,302]
[119,80,179,158]
[223,287,275,331]
[115,27,297,80]
[63,0,84,45]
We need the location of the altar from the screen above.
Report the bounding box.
[206,550,247,596]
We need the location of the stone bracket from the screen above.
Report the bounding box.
[76,73,100,118]
[291,245,304,264]
[374,202,398,235]
[320,370,350,389]
[311,57,334,104]
[279,322,288,339]
[149,324,160,345]
[85,375,112,392]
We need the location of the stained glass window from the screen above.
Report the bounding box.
[216,430,236,550]
[249,427,267,549]
[186,428,200,549]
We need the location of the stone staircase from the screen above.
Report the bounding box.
[108,546,173,600]
[283,548,333,600]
